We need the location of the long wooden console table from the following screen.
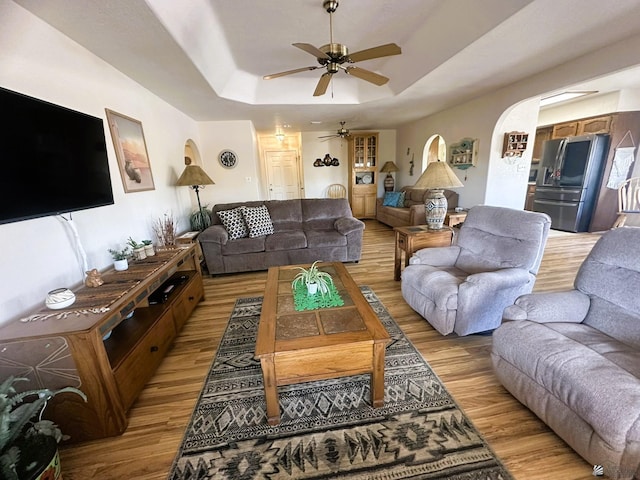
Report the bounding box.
[0,244,204,443]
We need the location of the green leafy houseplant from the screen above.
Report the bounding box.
[126,237,142,249]
[108,247,130,261]
[291,261,334,296]
[190,206,212,232]
[0,376,87,480]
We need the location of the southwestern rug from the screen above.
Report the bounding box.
[168,287,513,480]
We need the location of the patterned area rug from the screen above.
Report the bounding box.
[168,287,513,480]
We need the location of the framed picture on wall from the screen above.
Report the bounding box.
[105,108,155,193]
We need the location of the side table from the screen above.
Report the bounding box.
[445,210,467,227]
[175,231,204,265]
[394,225,453,280]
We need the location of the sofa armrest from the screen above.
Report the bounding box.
[198,225,229,245]
[502,290,590,323]
[409,245,460,266]
[335,217,365,235]
[408,204,426,225]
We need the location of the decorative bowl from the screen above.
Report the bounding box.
[45,288,76,310]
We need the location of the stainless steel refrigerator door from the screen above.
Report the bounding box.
[534,187,583,202]
[533,198,581,232]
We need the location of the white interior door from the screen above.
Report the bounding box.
[265,150,302,199]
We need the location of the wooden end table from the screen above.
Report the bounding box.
[254,262,391,425]
[394,225,453,280]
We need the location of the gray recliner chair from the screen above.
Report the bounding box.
[492,227,640,480]
[400,205,551,336]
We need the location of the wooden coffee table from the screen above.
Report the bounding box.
[254,262,391,425]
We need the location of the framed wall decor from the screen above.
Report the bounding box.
[105,109,155,193]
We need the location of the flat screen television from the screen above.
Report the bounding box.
[0,86,114,225]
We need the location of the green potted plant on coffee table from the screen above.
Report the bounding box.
[291,261,334,296]
[0,376,86,480]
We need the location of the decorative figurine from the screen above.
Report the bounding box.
[85,269,104,288]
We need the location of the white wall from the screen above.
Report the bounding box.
[196,121,262,207]
[0,1,200,325]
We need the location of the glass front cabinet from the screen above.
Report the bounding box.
[349,132,378,218]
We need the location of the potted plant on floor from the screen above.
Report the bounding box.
[109,247,130,271]
[190,206,211,232]
[291,261,334,296]
[0,376,86,480]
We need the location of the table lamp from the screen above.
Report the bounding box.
[413,159,463,229]
[176,157,215,230]
[380,161,400,192]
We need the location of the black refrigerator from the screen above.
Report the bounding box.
[533,133,609,232]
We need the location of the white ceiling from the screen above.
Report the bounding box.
[14,0,640,133]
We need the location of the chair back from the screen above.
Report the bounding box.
[455,205,551,275]
[618,177,640,213]
[326,184,347,198]
[576,227,640,348]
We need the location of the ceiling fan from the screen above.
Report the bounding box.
[263,0,402,97]
[318,121,351,140]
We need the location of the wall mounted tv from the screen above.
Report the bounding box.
[0,86,114,225]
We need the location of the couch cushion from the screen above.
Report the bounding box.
[241,205,274,238]
[265,231,307,251]
[217,207,249,240]
[220,236,265,255]
[266,199,303,224]
[302,198,353,230]
[305,230,347,248]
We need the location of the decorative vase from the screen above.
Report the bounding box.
[384,173,395,192]
[114,259,128,271]
[425,189,448,230]
[133,246,147,260]
[144,244,155,256]
[306,282,318,295]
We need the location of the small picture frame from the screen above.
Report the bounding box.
[105,109,155,193]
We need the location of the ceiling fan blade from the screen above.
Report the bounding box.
[347,43,402,63]
[293,43,330,60]
[263,65,320,80]
[318,134,338,138]
[345,66,389,86]
[313,73,333,96]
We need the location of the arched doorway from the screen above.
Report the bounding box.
[422,134,447,172]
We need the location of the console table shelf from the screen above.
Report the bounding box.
[0,245,204,443]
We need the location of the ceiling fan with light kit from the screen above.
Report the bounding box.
[263,0,402,97]
[318,121,351,141]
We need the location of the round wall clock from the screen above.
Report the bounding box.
[218,149,238,168]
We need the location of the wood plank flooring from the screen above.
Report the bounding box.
[59,221,602,480]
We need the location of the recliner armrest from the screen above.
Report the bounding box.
[503,290,590,323]
[335,217,365,235]
[410,245,460,266]
[465,268,532,290]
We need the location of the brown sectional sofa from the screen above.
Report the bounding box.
[199,198,365,274]
[375,186,459,228]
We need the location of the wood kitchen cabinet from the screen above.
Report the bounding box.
[552,121,578,138]
[577,115,612,135]
[532,127,552,162]
[349,132,379,218]
[0,245,204,443]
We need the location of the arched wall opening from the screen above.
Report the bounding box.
[422,134,447,172]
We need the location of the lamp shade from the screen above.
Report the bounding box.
[380,161,399,173]
[176,165,215,187]
[413,160,463,189]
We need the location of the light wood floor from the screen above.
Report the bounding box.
[59,221,601,480]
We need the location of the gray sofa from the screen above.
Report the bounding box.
[492,227,640,480]
[199,198,365,274]
[376,186,458,228]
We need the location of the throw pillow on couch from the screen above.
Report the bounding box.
[382,191,405,207]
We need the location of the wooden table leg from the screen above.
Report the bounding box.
[394,233,402,281]
[260,356,280,425]
[370,342,386,408]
